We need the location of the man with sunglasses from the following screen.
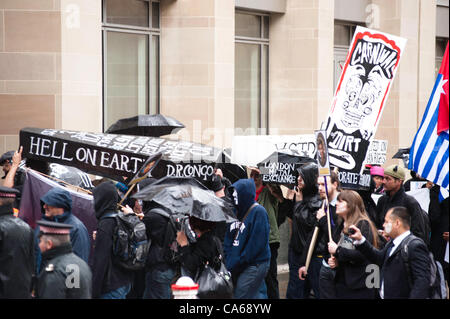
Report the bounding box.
[375,165,429,246]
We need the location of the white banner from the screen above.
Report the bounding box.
[231,134,316,167]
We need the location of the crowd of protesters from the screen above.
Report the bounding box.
[0,147,448,299]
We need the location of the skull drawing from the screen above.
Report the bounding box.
[341,65,383,129]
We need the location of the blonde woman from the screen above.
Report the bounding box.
[327,190,379,299]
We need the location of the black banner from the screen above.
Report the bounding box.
[19,128,220,181]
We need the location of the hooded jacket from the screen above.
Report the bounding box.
[91,182,132,298]
[223,179,271,276]
[35,188,90,272]
[286,163,323,255]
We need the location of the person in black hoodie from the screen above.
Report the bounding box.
[285,162,322,299]
[176,216,222,280]
[91,181,132,299]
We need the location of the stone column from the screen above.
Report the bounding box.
[269,0,334,135]
[160,0,235,148]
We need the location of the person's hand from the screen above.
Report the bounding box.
[121,204,134,215]
[268,184,284,202]
[443,232,449,242]
[286,188,296,200]
[328,256,338,269]
[12,146,23,167]
[214,168,223,179]
[176,230,189,247]
[328,241,338,254]
[298,266,307,280]
[348,225,362,241]
[92,231,97,241]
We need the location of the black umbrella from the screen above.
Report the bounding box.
[215,148,248,183]
[48,163,94,190]
[257,151,316,186]
[106,114,185,137]
[392,147,410,167]
[132,180,236,223]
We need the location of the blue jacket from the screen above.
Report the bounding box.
[35,188,91,272]
[223,179,271,276]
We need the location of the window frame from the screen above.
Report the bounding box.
[101,0,161,131]
[235,10,270,135]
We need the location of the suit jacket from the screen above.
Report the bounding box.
[356,233,431,299]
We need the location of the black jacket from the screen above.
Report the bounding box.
[142,207,177,271]
[375,186,429,245]
[429,187,448,264]
[286,163,322,257]
[178,231,223,279]
[91,182,132,298]
[334,219,377,294]
[0,203,35,298]
[36,243,92,299]
[356,233,431,299]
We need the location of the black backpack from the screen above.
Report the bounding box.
[400,235,446,299]
[102,211,151,271]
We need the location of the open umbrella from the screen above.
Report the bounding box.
[106,114,185,137]
[215,148,248,183]
[392,147,410,167]
[132,179,236,223]
[257,151,316,186]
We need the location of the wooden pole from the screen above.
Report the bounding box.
[304,226,320,273]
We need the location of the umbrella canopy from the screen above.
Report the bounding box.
[257,151,316,186]
[132,178,236,223]
[392,147,410,167]
[106,114,185,137]
[215,148,248,183]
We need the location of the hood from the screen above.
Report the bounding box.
[92,181,119,219]
[296,162,319,198]
[40,188,72,212]
[232,179,256,220]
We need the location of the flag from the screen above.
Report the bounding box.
[409,42,449,201]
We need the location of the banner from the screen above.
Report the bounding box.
[364,139,388,165]
[19,128,221,181]
[324,27,407,189]
[232,134,316,167]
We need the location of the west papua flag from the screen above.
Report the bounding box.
[409,42,449,201]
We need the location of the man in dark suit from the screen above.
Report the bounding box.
[349,206,431,299]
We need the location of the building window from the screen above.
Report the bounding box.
[436,37,448,76]
[333,22,362,91]
[235,12,269,135]
[102,0,160,130]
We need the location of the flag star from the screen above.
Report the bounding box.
[438,78,448,96]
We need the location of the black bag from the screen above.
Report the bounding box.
[103,211,151,271]
[400,235,446,299]
[195,237,233,299]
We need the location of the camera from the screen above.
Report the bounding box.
[172,214,197,244]
[348,228,356,235]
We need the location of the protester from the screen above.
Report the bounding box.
[91,181,133,299]
[375,164,429,245]
[141,201,178,299]
[0,186,35,298]
[285,162,321,299]
[210,170,234,243]
[223,178,271,299]
[250,168,282,299]
[370,165,385,194]
[315,172,343,299]
[35,220,92,299]
[34,187,90,273]
[1,147,26,208]
[350,206,431,299]
[177,216,223,280]
[327,190,378,299]
[357,169,380,231]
